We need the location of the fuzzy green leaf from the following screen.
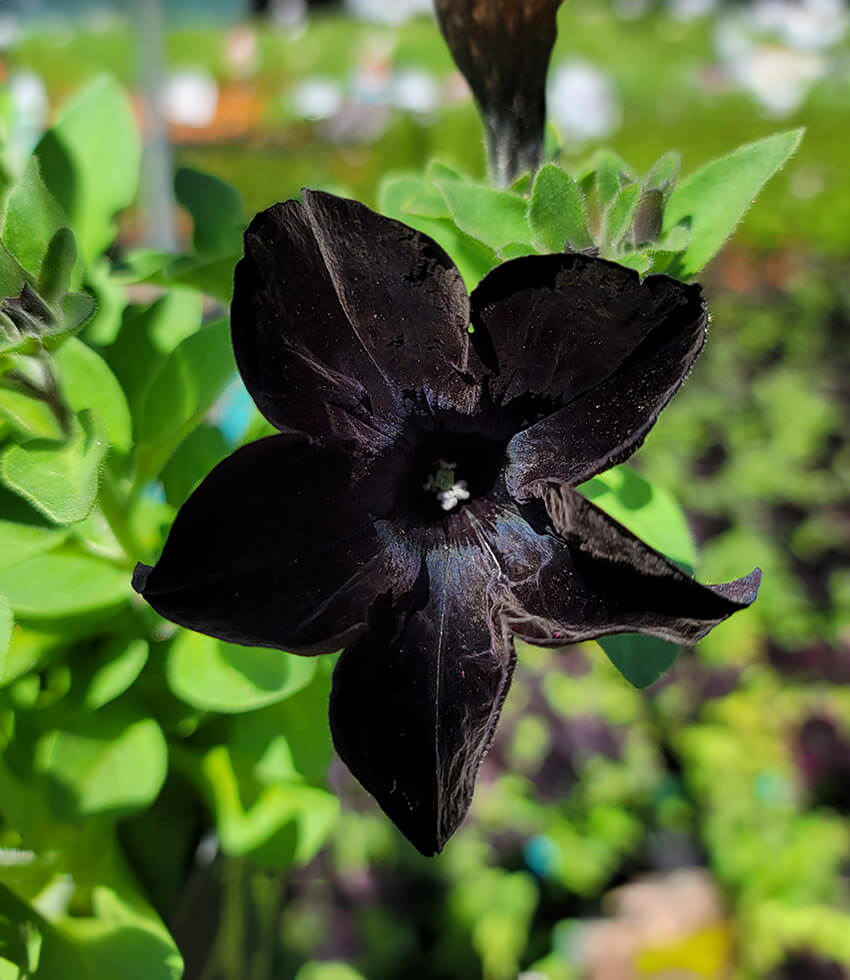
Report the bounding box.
[435,178,532,251]
[528,164,593,253]
[1,157,65,279]
[663,128,804,278]
[35,75,141,263]
[1,412,107,525]
[55,338,132,453]
[39,227,77,304]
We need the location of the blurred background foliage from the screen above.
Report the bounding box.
[0,1,849,979]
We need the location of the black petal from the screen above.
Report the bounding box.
[469,253,706,497]
[504,484,760,647]
[134,434,419,654]
[329,546,515,856]
[434,0,563,185]
[231,190,476,463]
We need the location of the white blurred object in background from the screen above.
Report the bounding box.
[0,13,20,50]
[669,0,718,22]
[162,69,220,128]
[8,70,49,167]
[548,61,621,143]
[345,0,433,25]
[727,44,824,115]
[291,77,344,120]
[714,0,844,116]
[390,68,439,116]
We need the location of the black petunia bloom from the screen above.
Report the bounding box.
[134,190,760,856]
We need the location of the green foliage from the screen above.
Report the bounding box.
[528,165,593,252]
[664,129,804,278]
[1,411,106,525]
[34,75,141,263]
[166,631,317,713]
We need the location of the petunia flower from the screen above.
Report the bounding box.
[434,0,564,185]
[134,190,760,856]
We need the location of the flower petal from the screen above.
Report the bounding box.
[502,484,760,647]
[468,254,707,496]
[434,0,563,185]
[329,546,515,856]
[231,191,476,460]
[133,434,419,654]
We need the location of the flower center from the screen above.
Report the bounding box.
[423,459,471,512]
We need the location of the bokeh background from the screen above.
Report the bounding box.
[2,1,850,978]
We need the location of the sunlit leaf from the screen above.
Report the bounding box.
[528,164,593,252]
[54,338,132,453]
[135,318,234,479]
[174,167,243,256]
[79,637,149,710]
[0,554,130,619]
[166,630,317,713]
[35,75,141,263]
[435,178,532,251]
[1,411,107,525]
[36,707,167,820]
[664,128,803,277]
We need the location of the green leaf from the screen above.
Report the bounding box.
[35,75,141,263]
[230,658,335,787]
[161,253,239,303]
[160,423,229,507]
[0,389,62,441]
[39,227,77,305]
[82,259,126,346]
[663,128,804,278]
[598,633,678,689]
[1,157,65,278]
[593,150,633,210]
[616,251,652,275]
[528,164,593,252]
[36,707,167,820]
[0,244,27,300]
[174,167,243,256]
[135,318,236,478]
[0,597,11,676]
[603,183,642,250]
[1,412,107,525]
[578,465,696,570]
[0,625,68,688]
[79,637,149,710]
[0,486,70,570]
[646,150,681,192]
[435,178,532,251]
[294,964,367,980]
[199,744,339,866]
[0,884,41,977]
[0,554,130,619]
[167,630,317,713]
[105,290,204,434]
[54,338,132,453]
[379,175,497,289]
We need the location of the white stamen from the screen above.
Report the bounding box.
[437,480,470,511]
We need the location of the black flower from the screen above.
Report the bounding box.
[134,190,760,856]
[434,0,563,185]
